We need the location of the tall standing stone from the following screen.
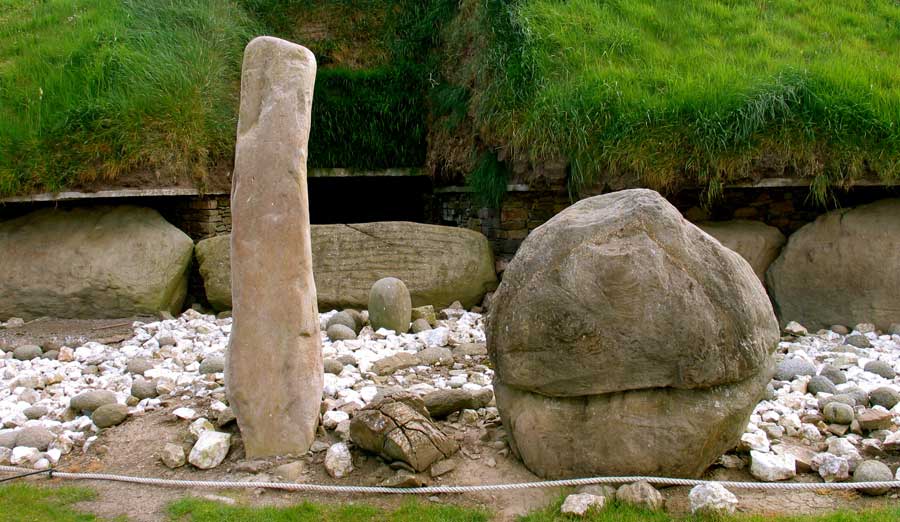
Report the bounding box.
[226,36,322,457]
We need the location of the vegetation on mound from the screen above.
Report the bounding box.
[0,0,452,196]
[0,0,257,195]
[456,0,900,202]
[2,0,898,201]
[245,0,456,171]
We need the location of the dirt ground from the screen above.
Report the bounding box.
[3,318,898,521]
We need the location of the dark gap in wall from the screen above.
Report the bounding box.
[308,176,433,225]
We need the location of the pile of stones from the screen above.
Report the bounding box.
[730,320,900,491]
[0,284,495,481]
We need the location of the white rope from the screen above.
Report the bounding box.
[2,465,899,494]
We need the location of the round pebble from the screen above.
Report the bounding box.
[774,358,816,381]
[13,345,42,361]
[864,360,896,379]
[807,375,837,396]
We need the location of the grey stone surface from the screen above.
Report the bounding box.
[195,222,498,312]
[0,206,192,319]
[818,365,847,385]
[864,360,896,379]
[807,375,838,396]
[13,345,42,361]
[410,318,432,334]
[350,392,457,472]
[822,402,855,425]
[326,324,357,342]
[131,378,159,400]
[15,427,54,451]
[868,387,900,409]
[198,356,225,375]
[617,481,664,511]
[70,390,117,414]
[698,220,786,282]
[326,312,358,334]
[368,277,412,334]
[92,403,128,428]
[767,199,900,330]
[774,358,816,381]
[423,388,494,419]
[853,460,893,495]
[488,190,777,479]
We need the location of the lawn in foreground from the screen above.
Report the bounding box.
[0,483,100,522]
[3,483,900,522]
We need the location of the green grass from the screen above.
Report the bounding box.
[0,483,101,522]
[522,498,900,522]
[0,0,456,196]
[0,0,258,195]
[168,496,488,522]
[4,484,900,522]
[463,0,900,201]
[4,1,899,199]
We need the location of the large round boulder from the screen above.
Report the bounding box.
[0,206,193,319]
[767,199,900,330]
[698,220,785,282]
[487,189,778,479]
[194,222,497,311]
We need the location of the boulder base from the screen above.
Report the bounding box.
[0,206,192,319]
[495,366,771,479]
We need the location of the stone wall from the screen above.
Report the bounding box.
[433,184,900,263]
[159,195,231,241]
[435,189,571,261]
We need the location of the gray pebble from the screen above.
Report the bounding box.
[864,360,896,379]
[126,358,154,375]
[410,318,432,334]
[199,356,225,375]
[92,404,128,429]
[131,378,159,400]
[818,365,847,385]
[13,345,42,361]
[16,426,54,450]
[327,311,358,334]
[868,387,900,409]
[324,358,344,375]
[23,406,48,420]
[326,324,357,341]
[845,334,871,348]
[807,375,837,396]
[774,358,816,381]
[823,402,854,425]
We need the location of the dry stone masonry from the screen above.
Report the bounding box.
[226,36,322,457]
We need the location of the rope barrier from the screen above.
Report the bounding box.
[2,465,899,494]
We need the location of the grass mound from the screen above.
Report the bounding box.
[0,0,451,196]
[461,0,900,199]
[2,1,898,199]
[0,0,257,195]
